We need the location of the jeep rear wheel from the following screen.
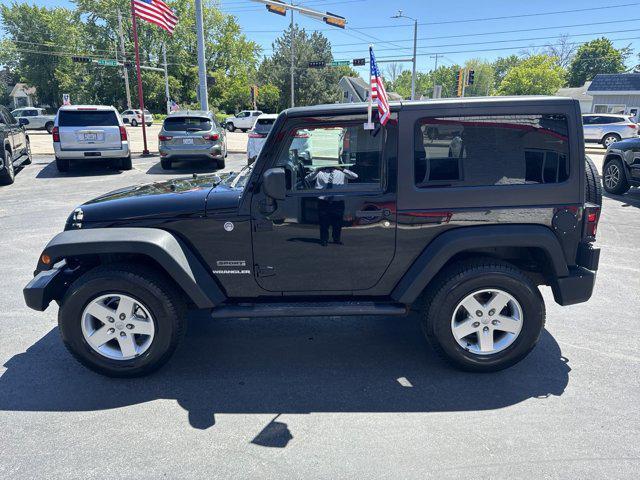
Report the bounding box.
[58,264,186,377]
[419,259,545,372]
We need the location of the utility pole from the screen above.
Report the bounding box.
[194,0,208,111]
[392,11,417,100]
[290,6,295,108]
[162,43,170,115]
[461,68,468,97]
[117,8,132,109]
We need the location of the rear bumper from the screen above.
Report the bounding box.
[552,245,600,306]
[23,261,71,311]
[159,145,222,160]
[54,142,130,159]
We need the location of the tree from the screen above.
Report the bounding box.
[497,55,565,96]
[256,83,280,113]
[462,59,495,97]
[384,62,404,83]
[567,37,629,87]
[257,25,356,111]
[545,34,577,68]
[492,55,522,86]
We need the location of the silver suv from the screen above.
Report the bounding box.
[53,105,131,172]
[582,113,638,147]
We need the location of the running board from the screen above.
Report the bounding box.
[210,301,408,319]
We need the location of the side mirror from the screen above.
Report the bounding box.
[262,167,286,200]
[18,118,29,126]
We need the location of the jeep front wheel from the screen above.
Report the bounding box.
[58,265,186,377]
[420,259,545,372]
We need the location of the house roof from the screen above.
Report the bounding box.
[9,83,36,98]
[587,74,640,94]
[556,81,592,101]
[339,76,403,102]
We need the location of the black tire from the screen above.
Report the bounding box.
[418,258,545,372]
[45,122,54,134]
[147,123,153,127]
[131,119,138,127]
[55,156,70,172]
[0,148,15,185]
[217,158,225,169]
[602,157,630,195]
[226,123,235,132]
[584,155,602,205]
[120,155,132,171]
[160,158,172,170]
[22,138,32,165]
[601,133,620,147]
[58,264,186,377]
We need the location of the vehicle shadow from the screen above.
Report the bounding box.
[603,188,640,208]
[146,160,222,175]
[35,159,122,179]
[0,312,570,434]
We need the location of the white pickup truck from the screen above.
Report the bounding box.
[11,107,56,133]
[224,110,262,132]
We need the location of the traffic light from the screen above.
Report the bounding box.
[352,58,366,66]
[265,0,287,16]
[308,61,326,69]
[456,68,464,97]
[72,56,91,63]
[323,12,346,29]
[467,69,475,86]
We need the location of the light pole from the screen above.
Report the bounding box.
[194,0,208,111]
[392,10,417,100]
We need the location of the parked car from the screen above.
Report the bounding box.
[601,138,640,195]
[11,107,56,133]
[0,105,32,185]
[24,97,602,377]
[53,105,131,172]
[121,109,153,127]
[224,110,262,132]
[582,113,638,147]
[247,113,311,164]
[158,110,227,170]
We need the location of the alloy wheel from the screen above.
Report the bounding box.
[604,163,620,190]
[450,288,523,355]
[604,135,619,147]
[81,293,155,360]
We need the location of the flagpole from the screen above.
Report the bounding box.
[364,44,374,130]
[130,0,150,156]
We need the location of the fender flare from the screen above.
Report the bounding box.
[38,227,225,309]
[391,225,569,304]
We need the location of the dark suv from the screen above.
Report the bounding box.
[0,105,32,185]
[24,97,601,377]
[601,137,640,195]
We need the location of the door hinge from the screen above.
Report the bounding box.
[256,265,276,277]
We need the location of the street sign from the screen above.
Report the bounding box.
[72,56,91,63]
[96,59,119,66]
[62,93,71,105]
[308,61,326,69]
[331,60,350,67]
[352,58,366,66]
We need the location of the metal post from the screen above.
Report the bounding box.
[130,0,150,155]
[411,18,417,100]
[290,7,295,108]
[461,68,467,98]
[117,9,132,110]
[162,43,170,115]
[194,0,208,111]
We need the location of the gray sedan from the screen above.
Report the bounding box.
[158,111,227,169]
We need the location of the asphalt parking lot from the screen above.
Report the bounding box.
[0,148,639,478]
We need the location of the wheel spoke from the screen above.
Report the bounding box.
[477,328,494,353]
[487,291,510,314]
[460,295,484,317]
[495,315,520,334]
[117,334,138,358]
[84,302,116,324]
[128,319,154,336]
[452,319,478,340]
[116,296,136,320]
[87,325,114,349]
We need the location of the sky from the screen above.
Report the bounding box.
[9,0,640,77]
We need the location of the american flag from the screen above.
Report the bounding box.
[132,0,178,35]
[369,46,390,125]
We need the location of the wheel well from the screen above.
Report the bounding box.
[63,252,196,308]
[434,246,554,287]
[604,153,622,166]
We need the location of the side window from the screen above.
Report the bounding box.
[276,122,383,192]
[252,112,260,116]
[582,116,594,125]
[414,114,570,187]
[25,109,37,117]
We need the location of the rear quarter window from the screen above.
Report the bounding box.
[58,110,118,127]
[163,117,212,131]
[414,114,570,187]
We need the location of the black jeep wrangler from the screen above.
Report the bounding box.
[24,97,602,377]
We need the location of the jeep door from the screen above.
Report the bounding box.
[250,113,397,292]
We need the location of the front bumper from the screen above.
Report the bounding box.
[552,245,600,306]
[54,142,130,159]
[23,261,73,311]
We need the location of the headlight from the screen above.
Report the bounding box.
[65,207,83,230]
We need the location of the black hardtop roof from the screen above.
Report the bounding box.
[283,96,577,118]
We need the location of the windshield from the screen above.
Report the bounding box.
[254,118,276,134]
[163,116,212,132]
